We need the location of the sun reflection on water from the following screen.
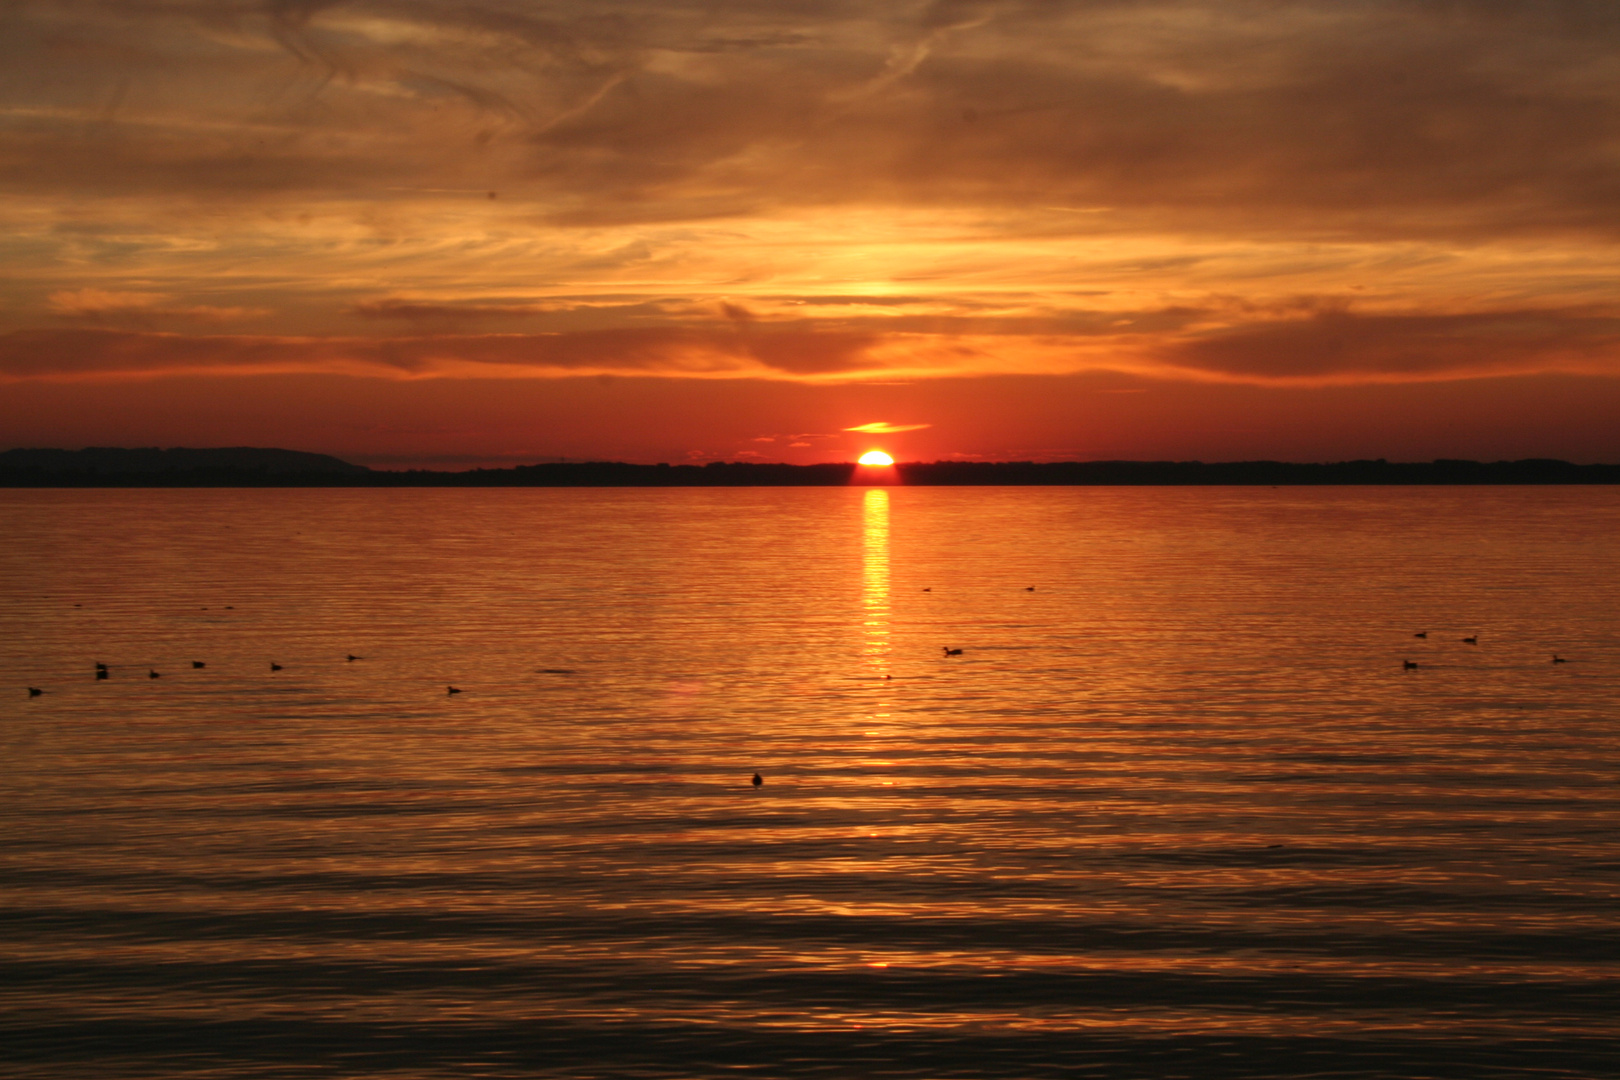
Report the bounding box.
[862,489,891,717]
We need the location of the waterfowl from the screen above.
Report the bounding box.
[192,661,205,669]
[346,654,362,662]
[1403,660,1418,670]
[1414,631,1427,639]
[1462,636,1478,644]
[752,773,763,788]
[149,670,161,679]
[447,685,462,694]
[270,662,282,672]
[27,687,42,697]
[943,647,963,656]
[1552,654,1567,664]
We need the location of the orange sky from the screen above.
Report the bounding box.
[3,1,1618,467]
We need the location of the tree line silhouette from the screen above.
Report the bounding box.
[3,448,1619,486]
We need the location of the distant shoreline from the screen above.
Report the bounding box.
[3,448,1619,486]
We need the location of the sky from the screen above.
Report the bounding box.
[3,0,1619,468]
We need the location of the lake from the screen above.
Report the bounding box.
[2,486,1617,1078]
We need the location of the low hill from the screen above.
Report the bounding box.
[0,446,370,481]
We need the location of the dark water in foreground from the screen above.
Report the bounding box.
[2,487,1618,1078]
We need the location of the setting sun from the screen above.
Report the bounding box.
[858,451,895,467]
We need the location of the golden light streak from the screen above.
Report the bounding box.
[861,488,891,692]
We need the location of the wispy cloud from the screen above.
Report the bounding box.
[844,421,933,434]
[47,289,266,325]
[347,299,545,321]
[1161,308,1620,383]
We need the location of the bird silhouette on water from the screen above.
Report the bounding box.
[1552,654,1568,664]
[1026,586,1035,591]
[752,773,763,788]
[347,654,362,662]
[1403,660,1419,670]
[148,669,161,679]
[447,685,462,695]
[192,661,205,669]
[1462,636,1478,644]
[27,687,42,697]
[1414,631,1428,639]
[270,662,282,672]
[943,647,963,656]
[94,663,108,681]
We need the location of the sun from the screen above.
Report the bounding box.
[858,450,895,466]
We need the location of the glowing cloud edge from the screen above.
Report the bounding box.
[845,422,932,434]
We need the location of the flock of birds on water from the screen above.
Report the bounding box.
[26,653,370,698]
[1399,630,1570,670]
[20,582,1578,703]
[13,591,1588,786]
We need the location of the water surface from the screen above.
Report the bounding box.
[2,487,1617,1077]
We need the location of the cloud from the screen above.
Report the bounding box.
[0,325,890,381]
[0,0,1615,239]
[7,299,1620,388]
[3,0,1620,406]
[1161,308,1620,382]
[46,288,266,324]
[48,290,169,316]
[843,421,933,433]
[347,299,544,321]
